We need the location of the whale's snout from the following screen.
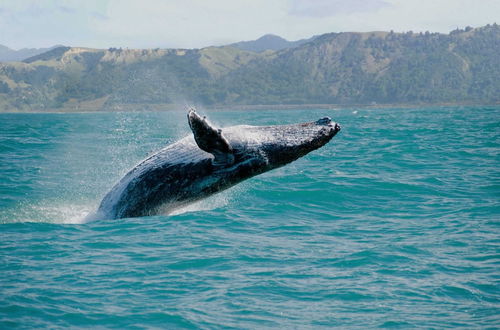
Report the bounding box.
[333,122,341,133]
[315,117,340,134]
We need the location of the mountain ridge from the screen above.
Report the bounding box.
[229,34,316,53]
[0,44,64,62]
[0,25,498,111]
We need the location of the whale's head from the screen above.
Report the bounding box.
[228,117,340,171]
[188,108,340,174]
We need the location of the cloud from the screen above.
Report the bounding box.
[0,0,110,48]
[90,0,288,48]
[0,0,498,49]
[289,0,391,18]
[91,11,108,21]
[57,5,75,14]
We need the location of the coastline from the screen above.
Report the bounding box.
[1,101,499,114]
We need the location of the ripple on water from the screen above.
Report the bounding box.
[0,107,499,328]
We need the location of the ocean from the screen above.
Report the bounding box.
[0,106,498,328]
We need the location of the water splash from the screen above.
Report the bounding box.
[167,190,234,216]
[0,201,95,224]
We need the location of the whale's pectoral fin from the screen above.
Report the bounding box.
[187,108,235,166]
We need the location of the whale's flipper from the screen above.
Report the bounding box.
[187,108,235,166]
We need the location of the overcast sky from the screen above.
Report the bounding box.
[1,0,499,49]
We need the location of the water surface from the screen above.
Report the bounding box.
[1,107,499,328]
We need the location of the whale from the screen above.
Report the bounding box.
[96,109,341,219]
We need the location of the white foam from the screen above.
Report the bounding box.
[166,195,229,216]
[2,202,96,224]
[166,184,244,216]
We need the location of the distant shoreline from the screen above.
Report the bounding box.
[1,102,499,114]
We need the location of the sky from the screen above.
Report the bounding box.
[0,0,499,49]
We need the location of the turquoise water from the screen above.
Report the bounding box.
[1,107,499,328]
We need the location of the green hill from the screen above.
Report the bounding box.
[0,25,498,112]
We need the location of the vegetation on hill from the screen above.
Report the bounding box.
[0,25,498,111]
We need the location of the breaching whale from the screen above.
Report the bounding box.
[96,109,341,219]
